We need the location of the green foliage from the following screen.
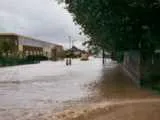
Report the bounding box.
[0,39,16,55]
[141,59,160,91]
[63,0,160,54]
[115,52,124,63]
[26,55,48,61]
[0,55,48,67]
[141,71,160,91]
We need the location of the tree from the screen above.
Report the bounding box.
[60,0,160,60]
[0,39,16,57]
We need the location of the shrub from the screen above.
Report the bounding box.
[0,55,48,67]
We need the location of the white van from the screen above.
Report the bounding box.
[80,53,89,61]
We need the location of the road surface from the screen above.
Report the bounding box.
[0,58,159,120]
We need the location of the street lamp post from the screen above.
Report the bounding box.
[69,36,72,65]
[66,36,72,66]
[66,36,78,66]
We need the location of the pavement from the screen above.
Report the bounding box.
[53,65,160,120]
[54,99,160,120]
[93,101,160,120]
[0,59,160,120]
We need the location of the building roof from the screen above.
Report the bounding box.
[0,33,63,47]
[68,46,82,52]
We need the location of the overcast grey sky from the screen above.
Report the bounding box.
[0,0,86,48]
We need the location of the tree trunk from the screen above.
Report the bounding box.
[102,49,105,65]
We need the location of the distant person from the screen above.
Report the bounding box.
[69,58,72,65]
[66,58,69,66]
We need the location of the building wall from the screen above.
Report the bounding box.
[22,45,43,56]
[43,44,56,59]
[17,36,58,58]
[54,45,65,59]
[18,36,46,56]
[0,34,64,59]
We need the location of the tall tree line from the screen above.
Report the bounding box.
[62,0,160,60]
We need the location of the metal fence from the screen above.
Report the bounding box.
[123,51,141,84]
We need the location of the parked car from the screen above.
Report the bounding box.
[80,53,89,61]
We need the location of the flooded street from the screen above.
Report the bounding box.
[0,58,111,119]
[0,0,159,119]
[0,58,106,109]
[0,58,159,120]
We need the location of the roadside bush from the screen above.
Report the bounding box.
[141,63,160,92]
[26,55,48,61]
[115,52,124,63]
[0,55,48,67]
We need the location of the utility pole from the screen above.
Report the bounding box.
[66,36,77,66]
[68,36,72,65]
[69,36,72,49]
[102,49,105,65]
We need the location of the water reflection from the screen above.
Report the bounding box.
[0,59,104,110]
[0,58,159,120]
[93,65,159,100]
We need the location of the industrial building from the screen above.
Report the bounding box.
[0,33,64,60]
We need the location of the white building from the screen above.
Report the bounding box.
[0,33,64,59]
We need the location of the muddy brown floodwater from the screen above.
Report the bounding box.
[0,58,159,120]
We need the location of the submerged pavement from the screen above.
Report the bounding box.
[0,58,159,120]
